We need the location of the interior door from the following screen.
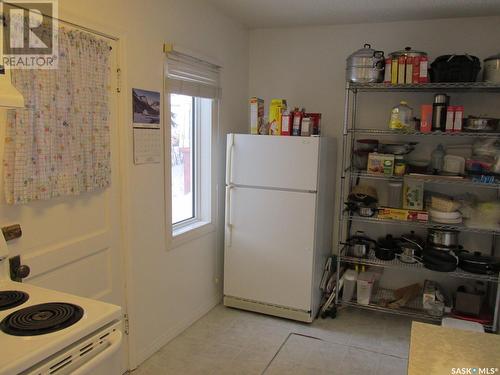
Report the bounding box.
[227,134,319,191]
[0,40,124,312]
[224,186,316,310]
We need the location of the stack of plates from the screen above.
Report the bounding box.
[429,209,463,224]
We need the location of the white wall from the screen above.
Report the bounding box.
[249,17,500,295]
[58,0,249,368]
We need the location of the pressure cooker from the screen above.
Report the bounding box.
[346,44,385,83]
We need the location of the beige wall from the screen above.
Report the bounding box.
[58,0,249,368]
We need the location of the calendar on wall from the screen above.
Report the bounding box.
[133,128,162,164]
[132,88,161,164]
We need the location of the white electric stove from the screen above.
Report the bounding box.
[0,236,123,375]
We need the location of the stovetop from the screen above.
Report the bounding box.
[0,290,29,311]
[0,280,122,375]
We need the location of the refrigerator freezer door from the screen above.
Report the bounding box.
[224,186,316,311]
[226,134,319,191]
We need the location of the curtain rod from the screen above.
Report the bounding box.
[3,2,120,43]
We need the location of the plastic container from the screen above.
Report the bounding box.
[387,182,403,208]
[431,144,445,172]
[389,101,414,130]
[342,269,358,302]
[357,271,376,305]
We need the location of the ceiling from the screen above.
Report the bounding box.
[208,0,500,28]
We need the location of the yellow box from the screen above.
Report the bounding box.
[268,99,287,136]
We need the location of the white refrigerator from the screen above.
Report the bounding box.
[223,134,335,322]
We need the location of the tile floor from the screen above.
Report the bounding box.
[133,305,411,375]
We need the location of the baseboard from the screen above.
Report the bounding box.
[130,294,220,370]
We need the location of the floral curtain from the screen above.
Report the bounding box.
[3,28,111,205]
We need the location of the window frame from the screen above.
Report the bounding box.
[166,93,217,250]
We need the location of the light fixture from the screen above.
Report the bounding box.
[0,65,24,108]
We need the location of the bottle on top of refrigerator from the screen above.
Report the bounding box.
[389,101,414,130]
[281,111,292,136]
[292,108,304,136]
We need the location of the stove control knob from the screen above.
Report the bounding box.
[16,265,30,279]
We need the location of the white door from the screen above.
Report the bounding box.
[224,186,316,310]
[226,134,319,191]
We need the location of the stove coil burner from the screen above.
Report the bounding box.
[0,302,84,336]
[0,291,29,311]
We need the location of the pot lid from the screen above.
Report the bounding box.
[347,43,383,60]
[389,46,427,57]
[484,53,500,62]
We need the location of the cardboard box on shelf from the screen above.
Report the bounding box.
[367,153,394,176]
[249,97,264,135]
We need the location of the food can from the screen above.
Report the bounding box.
[398,56,406,84]
[419,55,429,83]
[391,58,398,84]
[384,58,392,83]
[453,106,464,132]
[405,56,413,84]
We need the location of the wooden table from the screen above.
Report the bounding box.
[408,322,500,375]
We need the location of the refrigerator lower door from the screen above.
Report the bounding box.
[224,186,316,311]
[226,134,319,191]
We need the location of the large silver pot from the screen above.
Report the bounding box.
[346,44,385,83]
[427,229,459,248]
[483,53,500,83]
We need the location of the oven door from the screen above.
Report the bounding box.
[70,330,122,375]
[22,322,123,375]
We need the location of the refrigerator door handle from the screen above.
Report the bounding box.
[226,134,235,185]
[225,184,234,246]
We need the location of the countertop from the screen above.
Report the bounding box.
[408,322,500,375]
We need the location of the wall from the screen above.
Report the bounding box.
[57,0,249,368]
[249,17,500,299]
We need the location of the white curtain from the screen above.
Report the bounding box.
[3,28,111,205]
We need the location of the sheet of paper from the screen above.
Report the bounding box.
[133,128,161,164]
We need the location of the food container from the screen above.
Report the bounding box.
[281,111,292,136]
[307,113,322,136]
[367,153,394,176]
[249,97,264,135]
[357,271,376,305]
[388,47,428,84]
[301,117,312,136]
[463,116,499,132]
[377,207,429,222]
[443,155,465,175]
[483,53,500,83]
[403,177,424,210]
[346,44,385,83]
[342,269,358,302]
[420,104,433,133]
[387,182,403,208]
[389,101,414,130]
[394,156,406,176]
[268,99,287,135]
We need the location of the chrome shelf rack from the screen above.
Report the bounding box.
[336,81,500,332]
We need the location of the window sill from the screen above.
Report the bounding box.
[169,220,215,250]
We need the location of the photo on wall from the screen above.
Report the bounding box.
[132,88,161,128]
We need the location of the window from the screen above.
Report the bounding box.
[165,47,220,243]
